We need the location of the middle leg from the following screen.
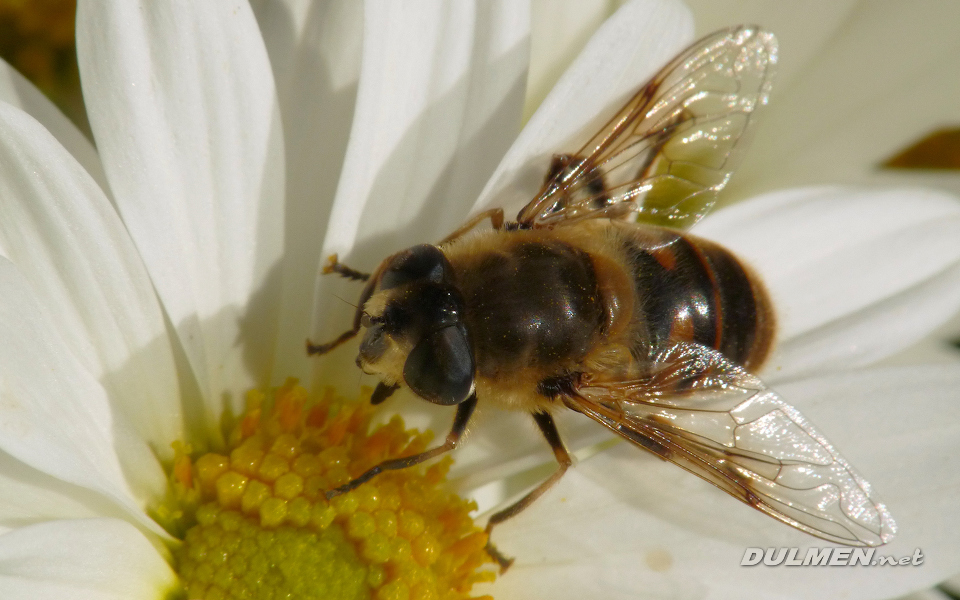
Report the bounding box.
[484,410,573,572]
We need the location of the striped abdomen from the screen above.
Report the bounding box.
[621,227,775,370]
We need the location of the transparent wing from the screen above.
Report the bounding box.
[566,342,896,546]
[517,25,777,230]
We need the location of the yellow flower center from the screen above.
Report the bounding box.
[155,379,495,600]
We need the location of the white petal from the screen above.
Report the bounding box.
[695,186,960,380]
[312,0,531,374]
[0,519,176,600]
[0,453,122,527]
[0,260,167,537]
[482,365,960,600]
[720,1,960,201]
[526,0,622,120]
[322,0,530,256]
[0,60,110,194]
[473,0,694,216]
[251,0,365,381]
[0,102,183,461]
[76,1,286,418]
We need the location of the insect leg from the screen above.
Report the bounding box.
[306,271,380,356]
[437,208,505,244]
[370,382,400,405]
[322,253,371,281]
[484,410,572,573]
[325,392,478,499]
[306,330,358,356]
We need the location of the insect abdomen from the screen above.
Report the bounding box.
[622,227,775,370]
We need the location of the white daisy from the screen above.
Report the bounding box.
[0,1,957,600]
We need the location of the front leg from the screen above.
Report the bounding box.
[306,257,380,356]
[322,253,371,281]
[325,392,478,498]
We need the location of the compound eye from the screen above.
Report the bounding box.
[403,324,474,406]
[380,245,450,290]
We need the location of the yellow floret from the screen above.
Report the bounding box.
[157,379,496,599]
